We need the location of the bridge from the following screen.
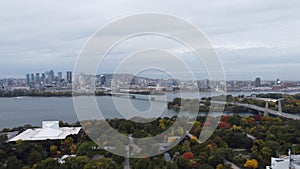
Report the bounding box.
[229,102,300,120]
[211,99,300,120]
[110,92,300,120]
[109,92,167,102]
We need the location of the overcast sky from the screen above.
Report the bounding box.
[1,0,300,80]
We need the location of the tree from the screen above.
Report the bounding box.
[244,159,258,169]
[197,164,214,169]
[50,145,58,156]
[6,156,22,169]
[166,162,178,169]
[178,156,188,169]
[227,116,241,126]
[62,136,74,153]
[33,158,60,169]
[0,134,8,143]
[216,164,224,169]
[134,158,155,169]
[77,141,95,157]
[183,152,194,159]
[0,149,6,159]
[27,150,43,166]
[261,147,272,158]
[181,140,191,152]
[61,156,90,169]
[70,144,77,154]
[84,158,117,169]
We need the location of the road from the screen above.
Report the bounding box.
[124,135,133,169]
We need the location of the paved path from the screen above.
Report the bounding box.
[124,135,133,169]
[224,159,241,169]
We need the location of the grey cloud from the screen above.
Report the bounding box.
[0,0,300,80]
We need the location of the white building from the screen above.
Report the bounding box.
[266,155,300,169]
[9,121,81,142]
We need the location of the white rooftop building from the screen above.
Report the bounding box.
[266,155,300,169]
[9,121,81,142]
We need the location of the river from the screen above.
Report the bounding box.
[0,91,298,129]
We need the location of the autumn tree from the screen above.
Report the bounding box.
[183,152,194,159]
[244,159,258,169]
[50,145,58,157]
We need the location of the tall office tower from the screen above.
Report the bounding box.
[25,74,30,86]
[67,71,72,83]
[100,74,106,85]
[35,73,40,84]
[58,72,62,83]
[30,74,34,83]
[41,73,45,83]
[49,70,54,83]
[255,77,261,87]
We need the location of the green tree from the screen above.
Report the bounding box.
[261,147,272,158]
[134,158,155,169]
[84,158,117,169]
[6,156,22,169]
[27,150,43,166]
[61,156,90,169]
[166,162,178,169]
[33,158,60,169]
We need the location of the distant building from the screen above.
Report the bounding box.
[25,74,30,86]
[41,73,45,83]
[58,72,62,83]
[30,73,34,83]
[9,121,81,142]
[67,71,72,83]
[100,74,106,85]
[276,78,281,85]
[35,73,40,84]
[49,70,54,83]
[255,77,261,87]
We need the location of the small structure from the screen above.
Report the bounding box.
[266,153,300,169]
[56,154,76,164]
[9,121,81,142]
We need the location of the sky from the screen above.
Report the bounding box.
[0,0,300,80]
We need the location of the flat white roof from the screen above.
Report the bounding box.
[9,121,81,142]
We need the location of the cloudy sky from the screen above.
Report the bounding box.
[1,0,300,80]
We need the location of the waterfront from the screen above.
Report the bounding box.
[0,91,299,129]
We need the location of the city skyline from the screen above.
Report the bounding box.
[0,70,298,82]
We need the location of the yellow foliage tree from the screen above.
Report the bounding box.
[50,145,57,156]
[216,164,224,169]
[232,125,242,131]
[244,159,258,169]
[70,144,77,154]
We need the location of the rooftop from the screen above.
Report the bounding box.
[9,121,81,142]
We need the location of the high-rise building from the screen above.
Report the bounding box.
[58,72,62,83]
[49,70,54,83]
[255,77,261,87]
[30,74,34,83]
[25,74,30,86]
[100,74,106,85]
[67,71,72,83]
[35,73,40,84]
[41,73,45,83]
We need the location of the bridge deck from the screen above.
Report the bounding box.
[211,101,300,120]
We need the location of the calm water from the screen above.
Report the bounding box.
[0,91,298,129]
